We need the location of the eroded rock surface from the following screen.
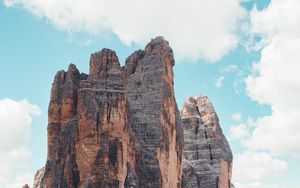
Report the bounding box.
[180,95,233,188]
[33,167,45,188]
[39,37,183,188]
[36,36,234,188]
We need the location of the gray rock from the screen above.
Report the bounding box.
[33,167,45,188]
[181,94,233,188]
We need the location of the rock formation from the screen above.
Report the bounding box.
[33,167,45,188]
[39,37,183,188]
[35,36,233,188]
[180,95,233,188]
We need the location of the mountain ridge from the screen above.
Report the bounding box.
[31,37,232,188]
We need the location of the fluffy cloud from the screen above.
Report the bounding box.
[231,112,242,121]
[215,76,225,88]
[234,1,300,186]
[233,151,287,183]
[3,173,34,188]
[229,124,249,140]
[229,1,300,187]
[3,0,246,62]
[0,98,41,187]
[234,182,295,188]
[245,0,300,156]
[249,0,300,49]
[221,64,238,73]
[246,37,300,110]
[229,113,250,140]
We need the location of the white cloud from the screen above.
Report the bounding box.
[221,64,238,73]
[234,1,300,186]
[215,76,225,88]
[0,98,41,187]
[234,182,295,188]
[229,124,249,140]
[243,107,300,156]
[233,151,287,182]
[231,112,242,121]
[246,116,255,127]
[3,0,246,62]
[246,37,300,109]
[242,0,300,156]
[245,32,300,156]
[249,0,300,49]
[3,173,34,188]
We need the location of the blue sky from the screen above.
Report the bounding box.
[0,0,299,187]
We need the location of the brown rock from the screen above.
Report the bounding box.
[76,48,128,187]
[22,184,30,188]
[39,37,183,188]
[36,36,234,188]
[42,63,86,188]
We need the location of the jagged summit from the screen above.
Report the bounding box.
[89,48,121,80]
[145,36,170,50]
[181,94,217,119]
[39,37,183,188]
[181,94,233,188]
[33,37,233,188]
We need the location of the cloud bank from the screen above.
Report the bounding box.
[234,1,300,187]
[233,151,287,182]
[245,0,300,156]
[0,98,40,188]
[3,0,246,62]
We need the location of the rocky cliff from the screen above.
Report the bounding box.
[40,37,183,188]
[35,37,232,188]
[33,167,45,188]
[181,95,233,188]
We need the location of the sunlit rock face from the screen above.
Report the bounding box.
[180,95,233,188]
[35,36,233,188]
[39,37,183,188]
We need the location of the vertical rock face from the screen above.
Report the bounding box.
[42,63,87,188]
[33,167,45,188]
[40,37,183,188]
[37,36,233,188]
[75,48,127,187]
[125,38,183,187]
[180,95,233,188]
